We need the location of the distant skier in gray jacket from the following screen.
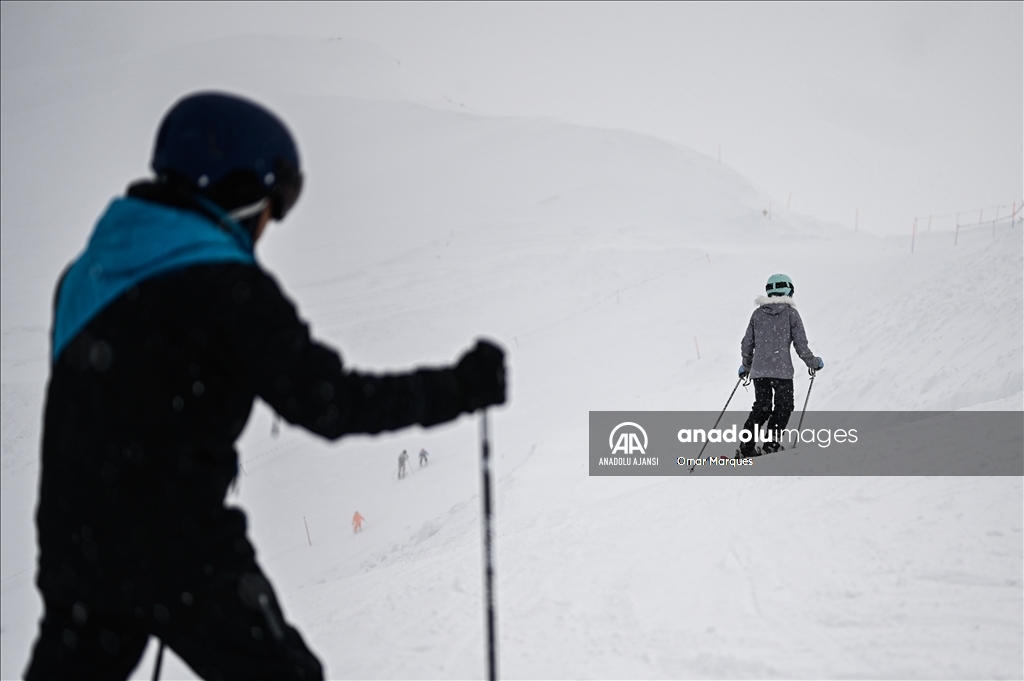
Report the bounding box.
[737,274,824,457]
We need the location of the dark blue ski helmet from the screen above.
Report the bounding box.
[151,92,303,220]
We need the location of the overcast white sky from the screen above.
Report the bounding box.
[3,1,1021,234]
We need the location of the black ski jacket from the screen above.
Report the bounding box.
[37,183,464,610]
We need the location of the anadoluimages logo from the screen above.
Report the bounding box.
[609,422,648,455]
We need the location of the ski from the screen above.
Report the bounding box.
[733,444,786,460]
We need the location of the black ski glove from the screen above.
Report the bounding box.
[454,339,507,412]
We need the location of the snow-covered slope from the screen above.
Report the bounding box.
[2,36,1021,680]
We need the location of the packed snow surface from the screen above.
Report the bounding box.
[2,36,1021,679]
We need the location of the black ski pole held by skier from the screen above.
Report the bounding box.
[692,375,749,471]
[791,368,817,451]
[479,409,498,681]
[152,639,164,681]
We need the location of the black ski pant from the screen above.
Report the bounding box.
[25,527,323,681]
[739,377,794,454]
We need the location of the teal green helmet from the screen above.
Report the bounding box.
[765,273,794,297]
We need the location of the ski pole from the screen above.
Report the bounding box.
[479,409,498,681]
[152,639,164,681]
[791,368,816,451]
[692,375,748,471]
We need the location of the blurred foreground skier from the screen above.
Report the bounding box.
[352,512,365,534]
[26,92,506,680]
[736,274,822,457]
[397,449,409,479]
[418,448,429,467]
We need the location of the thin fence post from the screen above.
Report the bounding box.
[914,202,1020,245]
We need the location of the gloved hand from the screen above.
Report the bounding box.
[455,339,507,412]
[738,365,750,378]
[815,357,824,370]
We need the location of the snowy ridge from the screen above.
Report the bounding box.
[1,35,1021,680]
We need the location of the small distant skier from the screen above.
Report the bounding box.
[352,511,364,534]
[419,448,429,467]
[737,274,824,458]
[398,449,409,479]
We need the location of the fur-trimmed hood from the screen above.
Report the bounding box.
[755,295,796,309]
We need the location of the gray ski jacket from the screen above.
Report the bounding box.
[740,296,818,379]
